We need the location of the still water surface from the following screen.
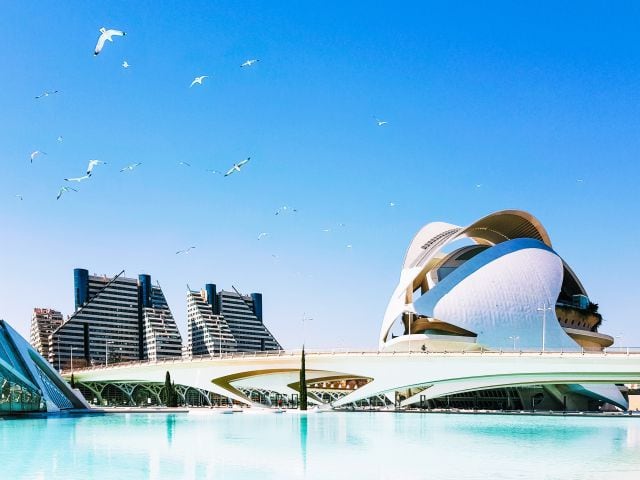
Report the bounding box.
[1,411,639,479]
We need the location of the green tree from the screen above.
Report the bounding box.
[70,373,76,389]
[165,371,178,407]
[300,347,308,411]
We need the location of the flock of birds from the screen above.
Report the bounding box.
[22,26,395,254]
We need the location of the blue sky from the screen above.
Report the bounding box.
[1,1,639,348]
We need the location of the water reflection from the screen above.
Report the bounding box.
[299,414,308,474]
[166,414,176,445]
[3,412,640,479]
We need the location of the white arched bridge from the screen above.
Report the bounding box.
[67,349,640,411]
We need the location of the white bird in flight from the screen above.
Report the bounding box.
[374,117,388,126]
[257,232,270,240]
[120,162,141,172]
[389,202,397,207]
[64,175,91,183]
[275,205,299,215]
[15,194,23,201]
[190,75,209,87]
[176,246,196,255]
[30,150,46,163]
[241,59,259,67]
[35,90,59,100]
[224,157,250,176]
[346,244,353,249]
[122,60,130,68]
[57,186,77,200]
[94,27,126,56]
[57,136,63,143]
[87,159,107,175]
[178,161,191,167]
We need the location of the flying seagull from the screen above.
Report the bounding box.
[322,228,331,233]
[176,246,196,255]
[30,150,46,163]
[388,202,397,207]
[94,27,126,56]
[178,161,191,167]
[64,175,91,183]
[87,159,107,175]
[57,136,63,143]
[224,157,250,176]
[122,60,130,68]
[241,59,259,67]
[56,186,77,200]
[120,162,141,172]
[374,117,388,126]
[189,75,209,87]
[15,194,23,201]
[346,244,353,249]
[35,90,59,99]
[257,232,270,240]
[275,205,298,216]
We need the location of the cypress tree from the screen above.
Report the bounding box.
[300,346,308,411]
[165,371,177,407]
[172,381,178,407]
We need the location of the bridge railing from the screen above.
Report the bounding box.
[61,346,640,374]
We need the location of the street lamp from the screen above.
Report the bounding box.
[508,336,520,351]
[537,303,553,352]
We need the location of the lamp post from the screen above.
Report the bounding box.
[508,336,519,351]
[537,303,553,352]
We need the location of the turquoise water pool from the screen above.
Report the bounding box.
[2,411,639,479]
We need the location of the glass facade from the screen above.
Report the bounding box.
[1,319,84,414]
[74,268,89,310]
[0,369,44,413]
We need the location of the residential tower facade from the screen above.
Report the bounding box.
[48,269,182,370]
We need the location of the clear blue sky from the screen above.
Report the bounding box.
[1,1,639,348]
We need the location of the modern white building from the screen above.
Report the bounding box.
[70,210,638,411]
[380,209,613,353]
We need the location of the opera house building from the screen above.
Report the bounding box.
[381,209,612,353]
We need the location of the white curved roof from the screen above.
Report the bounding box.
[380,210,555,348]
